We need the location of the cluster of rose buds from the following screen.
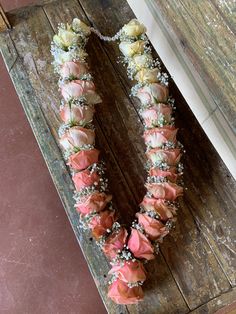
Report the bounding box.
[106,19,184,304]
[51,18,184,305]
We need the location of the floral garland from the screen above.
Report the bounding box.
[51,18,184,305]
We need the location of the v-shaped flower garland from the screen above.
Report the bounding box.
[51,18,184,305]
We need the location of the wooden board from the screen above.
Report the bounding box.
[191,288,236,314]
[0,0,235,313]
[148,0,236,134]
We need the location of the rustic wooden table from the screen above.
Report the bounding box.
[0,0,235,313]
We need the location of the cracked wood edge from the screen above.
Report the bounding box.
[0,4,11,31]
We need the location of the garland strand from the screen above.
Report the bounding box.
[50,18,184,305]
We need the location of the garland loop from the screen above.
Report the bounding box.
[51,18,184,305]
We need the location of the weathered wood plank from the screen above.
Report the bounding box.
[0,30,17,71]
[211,0,236,35]
[150,0,236,134]
[43,2,191,313]
[1,2,189,313]
[77,0,235,309]
[167,79,236,308]
[190,288,236,314]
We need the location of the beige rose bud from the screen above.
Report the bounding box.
[53,26,79,49]
[135,68,159,83]
[72,18,91,36]
[122,19,146,37]
[119,40,145,57]
[129,53,153,71]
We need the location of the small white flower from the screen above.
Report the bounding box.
[53,24,80,49]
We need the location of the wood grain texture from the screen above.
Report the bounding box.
[191,288,236,314]
[150,0,236,135]
[0,0,235,312]
[211,0,236,35]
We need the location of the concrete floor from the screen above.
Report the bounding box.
[0,1,106,313]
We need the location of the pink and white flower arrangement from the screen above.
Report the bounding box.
[51,18,184,305]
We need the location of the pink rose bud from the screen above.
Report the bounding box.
[145,182,183,201]
[140,197,177,221]
[108,260,146,284]
[67,149,100,170]
[88,210,116,240]
[140,103,172,128]
[103,228,128,259]
[128,228,154,260]
[60,104,94,125]
[60,126,95,150]
[108,279,144,304]
[76,192,112,216]
[61,80,96,101]
[136,213,169,241]
[143,126,178,148]
[72,169,100,191]
[146,148,181,166]
[136,83,169,105]
[149,168,178,182]
[60,61,88,79]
